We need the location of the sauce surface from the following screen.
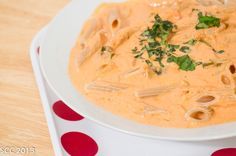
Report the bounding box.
[69,0,236,128]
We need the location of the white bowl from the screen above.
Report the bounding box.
[40,0,236,141]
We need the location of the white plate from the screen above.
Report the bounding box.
[40,0,236,141]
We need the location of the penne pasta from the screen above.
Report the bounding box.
[197,0,225,6]
[85,81,129,92]
[76,30,108,66]
[97,63,118,74]
[121,67,141,78]
[134,85,175,98]
[85,84,119,92]
[185,107,214,122]
[195,95,219,107]
[75,46,90,67]
[221,75,231,85]
[108,8,122,33]
[97,80,129,89]
[80,18,102,41]
[143,104,167,115]
[107,26,140,49]
[229,64,236,75]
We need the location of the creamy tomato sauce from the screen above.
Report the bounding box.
[69,0,236,128]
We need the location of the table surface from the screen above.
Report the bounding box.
[0,0,69,155]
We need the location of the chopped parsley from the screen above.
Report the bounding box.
[180,46,191,53]
[137,15,178,73]
[202,61,222,68]
[199,39,225,54]
[101,46,112,53]
[132,14,200,73]
[145,60,162,75]
[195,12,221,30]
[101,46,115,59]
[167,44,180,53]
[131,13,225,76]
[184,39,198,46]
[141,15,176,45]
[132,47,144,59]
[132,15,197,72]
[216,50,225,54]
[167,55,197,71]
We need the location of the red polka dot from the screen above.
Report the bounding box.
[61,132,98,156]
[53,100,84,121]
[36,46,40,54]
[212,148,236,156]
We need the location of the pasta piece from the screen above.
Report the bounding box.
[108,8,122,33]
[185,107,214,122]
[85,84,118,92]
[195,94,219,107]
[197,0,225,6]
[85,81,129,92]
[98,63,117,73]
[146,0,181,8]
[77,30,108,66]
[96,63,118,77]
[232,77,236,96]
[229,64,236,74]
[227,65,236,95]
[221,75,231,85]
[122,67,141,78]
[80,18,102,41]
[97,80,129,89]
[143,104,167,115]
[107,26,140,49]
[75,46,90,67]
[196,95,215,102]
[134,85,175,98]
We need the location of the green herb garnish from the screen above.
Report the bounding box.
[216,50,225,54]
[195,12,221,30]
[132,47,144,59]
[132,14,200,73]
[141,15,176,45]
[202,60,223,68]
[101,46,112,53]
[131,13,225,75]
[199,39,224,54]
[167,44,180,53]
[145,60,162,75]
[184,39,198,46]
[180,46,191,53]
[167,55,197,71]
[138,15,177,70]
[101,46,115,59]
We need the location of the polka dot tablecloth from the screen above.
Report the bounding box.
[30,26,236,156]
